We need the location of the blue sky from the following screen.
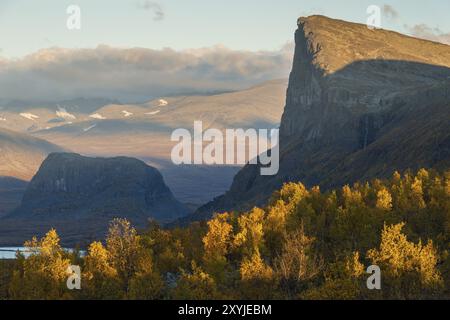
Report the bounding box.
[0,0,449,58]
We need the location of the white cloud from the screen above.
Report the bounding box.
[0,44,293,103]
[406,24,450,45]
[378,5,449,45]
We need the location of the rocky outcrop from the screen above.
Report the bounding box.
[0,153,189,245]
[13,153,189,222]
[189,15,450,221]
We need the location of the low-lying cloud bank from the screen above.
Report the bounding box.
[0,44,293,103]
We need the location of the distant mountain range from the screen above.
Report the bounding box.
[0,97,120,114]
[0,80,287,205]
[190,15,450,221]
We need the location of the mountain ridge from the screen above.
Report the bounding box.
[0,80,287,205]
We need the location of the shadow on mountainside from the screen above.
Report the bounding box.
[188,58,450,222]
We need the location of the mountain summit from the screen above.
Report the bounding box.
[192,15,450,220]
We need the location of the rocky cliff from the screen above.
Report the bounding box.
[0,153,189,245]
[191,15,450,220]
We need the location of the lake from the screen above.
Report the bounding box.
[0,247,31,259]
[0,247,84,259]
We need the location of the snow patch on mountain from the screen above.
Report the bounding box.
[158,99,168,107]
[122,110,133,117]
[146,110,160,116]
[89,113,106,120]
[20,113,39,121]
[56,106,76,120]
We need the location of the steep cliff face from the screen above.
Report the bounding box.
[281,16,450,143]
[0,153,189,245]
[191,15,450,221]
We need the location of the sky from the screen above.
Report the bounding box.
[0,0,449,58]
[0,0,449,102]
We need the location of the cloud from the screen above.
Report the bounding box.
[0,43,294,102]
[405,24,450,45]
[382,4,399,20]
[389,4,450,45]
[136,1,164,21]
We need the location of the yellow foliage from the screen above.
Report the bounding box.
[202,213,233,258]
[85,241,117,278]
[342,185,363,207]
[106,218,142,284]
[279,182,309,204]
[233,208,265,256]
[3,169,449,300]
[411,177,426,209]
[9,229,71,299]
[376,187,393,211]
[367,223,442,287]
[240,251,273,281]
[345,252,364,278]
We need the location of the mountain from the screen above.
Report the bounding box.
[0,127,65,180]
[0,177,27,218]
[0,97,120,114]
[29,79,286,159]
[0,153,189,246]
[190,15,450,221]
[0,79,287,206]
[13,153,189,222]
